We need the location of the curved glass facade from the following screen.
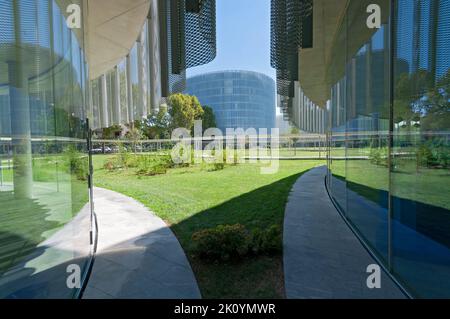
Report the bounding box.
[186,71,276,132]
[0,0,92,298]
[0,0,218,299]
[326,0,450,298]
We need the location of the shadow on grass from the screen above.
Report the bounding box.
[0,191,61,276]
[0,169,308,299]
[170,172,307,299]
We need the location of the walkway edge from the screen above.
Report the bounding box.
[83,187,201,299]
[283,166,406,299]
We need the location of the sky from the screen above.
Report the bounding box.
[187,0,276,81]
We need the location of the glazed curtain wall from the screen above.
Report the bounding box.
[326,0,450,298]
[0,0,92,298]
[186,71,276,133]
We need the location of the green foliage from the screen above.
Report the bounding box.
[141,106,172,139]
[136,159,167,176]
[169,93,204,131]
[223,149,238,165]
[192,224,283,263]
[63,146,88,181]
[101,124,122,139]
[416,141,450,169]
[103,143,133,170]
[251,225,282,255]
[135,154,173,176]
[369,147,388,167]
[201,105,217,132]
[192,224,251,262]
[103,152,174,176]
[212,163,225,171]
[125,126,144,152]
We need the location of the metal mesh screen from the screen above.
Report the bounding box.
[185,0,217,68]
[270,0,313,120]
[164,0,216,95]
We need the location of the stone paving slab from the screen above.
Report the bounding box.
[283,166,406,299]
[83,187,201,299]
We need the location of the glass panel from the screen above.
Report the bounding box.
[345,24,391,262]
[0,0,91,298]
[328,12,347,215]
[391,0,450,298]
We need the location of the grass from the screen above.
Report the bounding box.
[93,154,323,298]
[331,159,450,210]
[0,155,89,275]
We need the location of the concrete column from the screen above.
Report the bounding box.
[137,35,145,118]
[126,54,134,124]
[147,7,161,114]
[101,74,109,128]
[313,105,316,133]
[113,66,121,124]
[299,89,304,131]
[303,98,307,132]
[9,1,33,199]
[8,60,33,199]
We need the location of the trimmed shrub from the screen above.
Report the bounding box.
[212,163,225,171]
[192,224,283,263]
[135,154,172,176]
[137,163,168,176]
[192,224,251,262]
[251,225,282,254]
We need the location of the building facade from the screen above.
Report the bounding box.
[0,0,216,298]
[89,0,217,130]
[186,71,276,133]
[272,0,450,298]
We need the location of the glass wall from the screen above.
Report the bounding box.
[326,0,450,298]
[0,0,92,298]
[391,0,450,298]
[186,71,276,132]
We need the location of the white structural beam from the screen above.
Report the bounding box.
[54,0,152,80]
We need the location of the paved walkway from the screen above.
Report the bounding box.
[283,166,406,299]
[83,187,201,299]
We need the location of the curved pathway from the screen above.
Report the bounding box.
[83,187,201,299]
[283,166,406,299]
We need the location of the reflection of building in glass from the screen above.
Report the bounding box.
[89,0,217,129]
[186,71,276,132]
[272,0,450,298]
[0,0,216,298]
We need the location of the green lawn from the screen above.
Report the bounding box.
[93,155,323,298]
[331,159,450,210]
[0,156,89,275]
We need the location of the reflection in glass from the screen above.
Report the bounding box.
[326,0,450,298]
[0,0,91,298]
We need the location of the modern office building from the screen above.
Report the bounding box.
[0,0,216,298]
[186,71,276,132]
[271,0,449,298]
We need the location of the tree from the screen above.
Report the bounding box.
[419,69,450,132]
[290,127,300,156]
[101,124,122,139]
[168,93,204,131]
[200,105,217,132]
[141,105,171,139]
[125,123,144,152]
